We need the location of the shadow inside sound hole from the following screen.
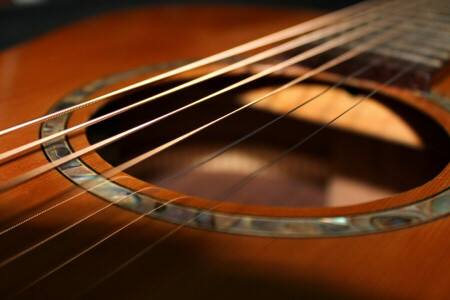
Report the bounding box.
[86,75,449,207]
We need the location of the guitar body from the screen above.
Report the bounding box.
[0,4,449,299]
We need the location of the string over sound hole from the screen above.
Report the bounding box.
[87,73,449,208]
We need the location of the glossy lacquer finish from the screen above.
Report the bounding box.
[0,5,449,300]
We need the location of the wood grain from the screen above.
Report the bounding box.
[0,4,449,300]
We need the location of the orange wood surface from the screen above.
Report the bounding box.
[0,4,449,299]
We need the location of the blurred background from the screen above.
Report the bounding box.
[0,0,362,50]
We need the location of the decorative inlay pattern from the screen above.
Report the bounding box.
[422,91,450,112]
[41,62,450,237]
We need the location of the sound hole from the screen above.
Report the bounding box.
[86,75,449,207]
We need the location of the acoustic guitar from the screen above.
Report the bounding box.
[0,0,449,299]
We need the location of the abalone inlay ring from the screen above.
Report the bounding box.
[41,61,450,238]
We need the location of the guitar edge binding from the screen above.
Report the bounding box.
[40,61,450,238]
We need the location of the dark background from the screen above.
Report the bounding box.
[0,0,362,50]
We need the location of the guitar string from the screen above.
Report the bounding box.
[0,4,406,267]
[397,8,450,26]
[0,0,400,137]
[4,3,444,165]
[84,201,224,297]
[0,175,133,236]
[0,60,374,271]
[0,2,419,164]
[0,1,426,250]
[11,8,450,300]
[2,4,429,296]
[0,185,161,268]
[157,63,375,187]
[215,64,417,201]
[398,33,450,53]
[0,16,371,164]
[84,64,415,295]
[11,190,193,298]
[0,57,374,275]
[0,1,438,169]
[0,0,434,237]
[0,2,419,241]
[0,1,442,298]
[3,27,414,289]
[5,0,447,140]
[0,13,417,192]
